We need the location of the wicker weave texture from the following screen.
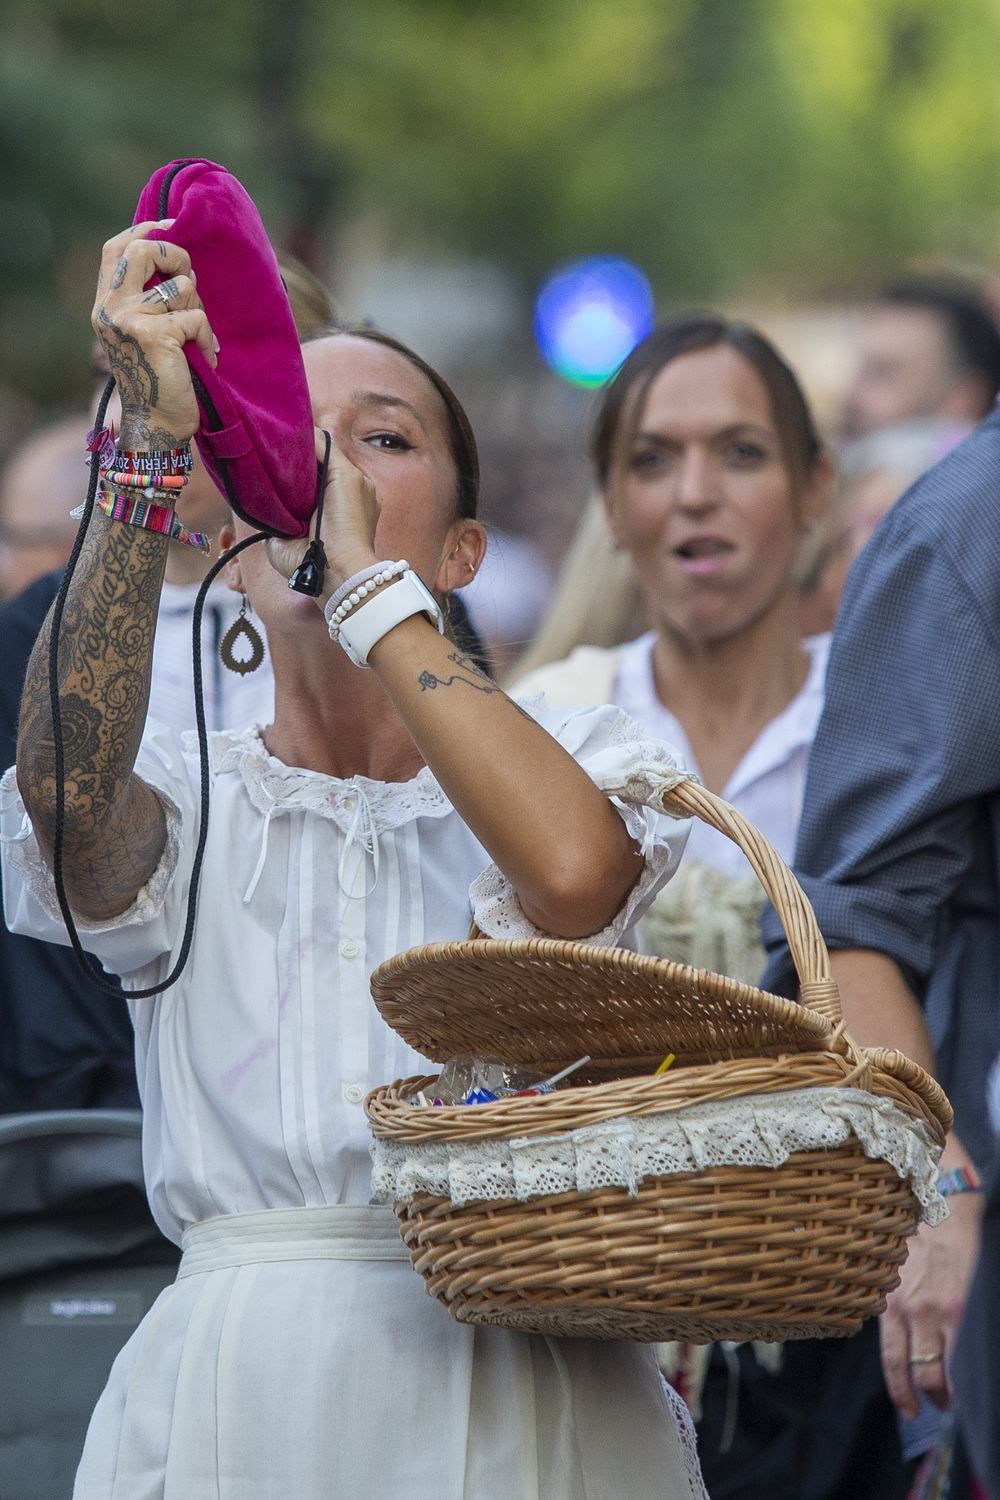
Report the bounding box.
[367,774,952,1343]
[370,939,836,1074]
[395,1145,918,1342]
[367,1052,949,1146]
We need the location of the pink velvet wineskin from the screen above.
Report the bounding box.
[133,159,317,538]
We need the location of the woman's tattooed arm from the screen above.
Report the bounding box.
[16,222,217,920]
[16,511,169,921]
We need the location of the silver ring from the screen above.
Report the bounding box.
[151,282,174,305]
[909,1354,943,1365]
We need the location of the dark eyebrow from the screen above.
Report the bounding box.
[632,422,774,446]
[352,390,427,434]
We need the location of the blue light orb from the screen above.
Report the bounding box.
[534,256,655,388]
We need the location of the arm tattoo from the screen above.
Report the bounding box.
[97,306,159,414]
[118,416,185,452]
[418,651,533,721]
[17,510,169,919]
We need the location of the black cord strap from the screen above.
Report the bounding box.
[47,412,267,999]
[288,430,331,596]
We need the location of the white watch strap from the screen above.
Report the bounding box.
[337,571,443,667]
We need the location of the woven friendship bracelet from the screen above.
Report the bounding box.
[97,487,210,552]
[936,1164,982,1195]
[108,445,193,476]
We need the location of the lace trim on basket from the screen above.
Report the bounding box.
[0,765,183,932]
[371,1086,947,1225]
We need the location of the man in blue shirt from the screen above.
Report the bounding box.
[762,408,999,1437]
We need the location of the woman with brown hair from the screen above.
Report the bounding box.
[515,316,833,986]
[2,225,706,1498]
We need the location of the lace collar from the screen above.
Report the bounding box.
[183,725,453,835]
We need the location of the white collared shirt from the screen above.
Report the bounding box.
[1,706,687,1242]
[613,631,831,877]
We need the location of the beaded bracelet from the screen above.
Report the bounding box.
[96,487,210,552]
[325,561,399,617]
[937,1164,982,1196]
[100,470,189,493]
[325,561,409,641]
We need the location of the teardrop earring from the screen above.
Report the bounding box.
[219,595,265,675]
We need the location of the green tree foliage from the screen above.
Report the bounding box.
[309,0,1000,292]
[3,0,1000,402]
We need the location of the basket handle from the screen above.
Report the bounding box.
[468,771,842,1024]
[653,777,841,1023]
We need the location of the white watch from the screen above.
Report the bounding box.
[337,570,444,667]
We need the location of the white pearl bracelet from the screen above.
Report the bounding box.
[325,561,409,641]
[337,569,443,666]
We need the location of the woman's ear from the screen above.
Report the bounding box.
[802,451,836,528]
[435,519,487,594]
[219,521,244,594]
[599,485,626,551]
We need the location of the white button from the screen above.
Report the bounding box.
[343,797,355,812]
[343,1082,365,1105]
[339,938,361,960]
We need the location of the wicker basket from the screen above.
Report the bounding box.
[366,776,952,1343]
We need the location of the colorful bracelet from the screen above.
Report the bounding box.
[107,444,193,477]
[100,470,189,492]
[96,486,210,552]
[936,1165,982,1196]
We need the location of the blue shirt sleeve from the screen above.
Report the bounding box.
[762,448,1000,998]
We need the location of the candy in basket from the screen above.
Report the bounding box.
[365,774,953,1344]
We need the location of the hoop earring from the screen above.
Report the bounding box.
[219,594,265,675]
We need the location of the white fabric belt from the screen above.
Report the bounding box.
[177,1205,412,1277]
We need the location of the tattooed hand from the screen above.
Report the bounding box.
[92,222,218,450]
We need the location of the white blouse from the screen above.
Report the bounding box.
[614,632,830,877]
[1,704,687,1246]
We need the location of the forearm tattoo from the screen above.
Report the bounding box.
[17,511,168,918]
[418,651,532,721]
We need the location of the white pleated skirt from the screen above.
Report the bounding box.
[73,1205,706,1500]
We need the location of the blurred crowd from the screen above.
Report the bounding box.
[3,265,1000,1500]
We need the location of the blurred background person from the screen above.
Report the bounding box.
[797,416,973,637]
[515,315,915,1500]
[842,276,1000,440]
[0,416,91,605]
[459,526,552,677]
[514,317,831,986]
